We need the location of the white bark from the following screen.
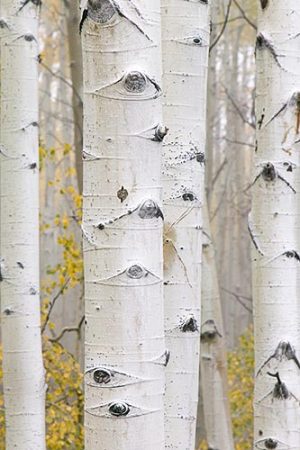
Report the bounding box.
[66,0,83,193]
[161,1,210,448]
[253,1,300,448]
[201,199,234,450]
[81,1,165,449]
[0,1,45,449]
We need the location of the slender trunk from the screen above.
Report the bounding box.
[200,199,234,450]
[81,1,165,448]
[0,1,45,448]
[66,0,83,193]
[161,1,210,448]
[253,1,300,447]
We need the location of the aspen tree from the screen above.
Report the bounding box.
[0,0,45,448]
[81,1,166,448]
[161,0,210,448]
[253,1,300,447]
[201,199,234,450]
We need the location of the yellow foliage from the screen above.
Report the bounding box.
[0,338,83,449]
[198,327,254,450]
[228,327,254,450]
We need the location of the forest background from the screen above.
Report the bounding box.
[0,0,257,448]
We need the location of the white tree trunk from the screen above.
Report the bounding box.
[201,199,234,450]
[81,1,166,449]
[161,1,210,448]
[253,1,300,448]
[66,0,83,193]
[0,1,45,448]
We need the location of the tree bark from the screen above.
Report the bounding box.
[81,1,165,448]
[200,199,234,450]
[66,0,83,193]
[161,1,210,448]
[253,1,300,447]
[0,1,46,448]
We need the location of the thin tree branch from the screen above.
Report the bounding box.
[210,0,233,53]
[49,316,85,343]
[41,279,70,333]
[233,0,257,30]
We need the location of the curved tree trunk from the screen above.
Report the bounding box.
[81,1,165,449]
[161,1,210,448]
[200,199,234,450]
[0,1,45,448]
[253,1,300,448]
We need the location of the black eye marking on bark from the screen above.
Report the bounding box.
[117,186,128,203]
[267,372,289,400]
[164,350,171,367]
[79,9,88,33]
[256,33,284,69]
[3,308,13,316]
[28,162,37,170]
[93,369,112,384]
[29,287,37,295]
[255,437,289,449]
[17,262,24,269]
[257,341,300,376]
[22,121,39,131]
[257,113,265,129]
[138,200,164,220]
[248,163,296,194]
[18,0,41,13]
[201,319,222,343]
[96,72,161,101]
[196,152,205,164]
[180,316,198,333]
[0,19,9,29]
[182,192,196,201]
[247,213,264,256]
[124,71,147,93]
[80,0,151,41]
[193,36,202,45]
[284,250,300,261]
[109,402,130,417]
[126,264,146,279]
[153,125,169,142]
[97,223,105,230]
[260,0,268,9]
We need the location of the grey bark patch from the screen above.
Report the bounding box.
[138,200,164,220]
[153,125,168,142]
[257,341,300,376]
[260,0,268,9]
[267,372,289,400]
[181,316,198,333]
[0,19,9,29]
[117,186,128,203]
[182,192,196,201]
[88,0,116,23]
[262,163,276,182]
[124,71,147,93]
[264,439,278,449]
[196,152,205,164]
[93,369,112,384]
[109,402,130,417]
[201,319,221,343]
[126,265,145,279]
